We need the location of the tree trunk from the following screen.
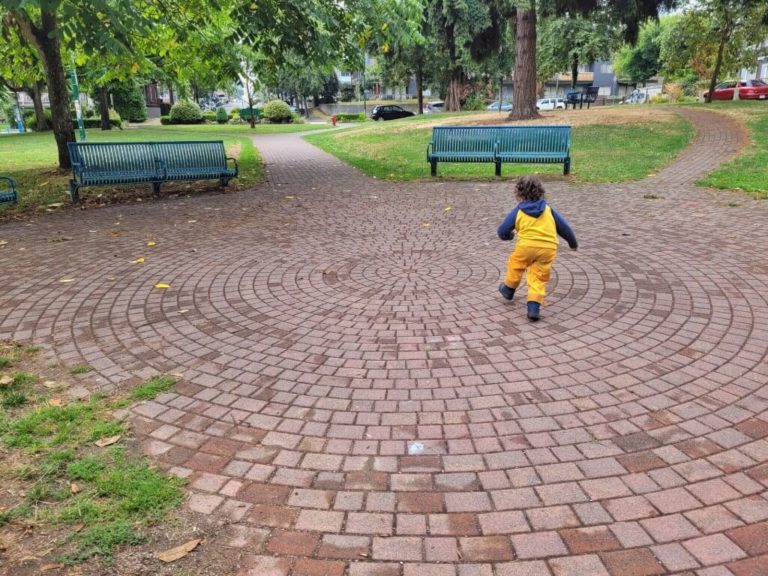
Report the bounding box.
[571,54,579,89]
[706,33,727,103]
[509,5,540,121]
[31,80,47,131]
[13,9,76,169]
[168,84,175,105]
[444,20,462,111]
[416,64,424,114]
[99,86,111,130]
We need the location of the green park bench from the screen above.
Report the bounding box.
[427,125,571,177]
[0,176,17,205]
[67,141,239,202]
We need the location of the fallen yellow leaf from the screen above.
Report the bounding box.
[70,482,81,494]
[444,206,453,212]
[155,283,171,289]
[95,435,121,447]
[59,278,75,284]
[285,195,295,200]
[132,257,145,264]
[147,241,156,247]
[421,222,431,227]
[156,538,202,563]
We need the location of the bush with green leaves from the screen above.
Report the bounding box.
[216,106,229,124]
[334,112,366,122]
[23,109,53,131]
[462,92,486,111]
[112,82,147,123]
[202,111,217,123]
[168,100,204,124]
[262,100,293,124]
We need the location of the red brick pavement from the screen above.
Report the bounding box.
[1,109,767,575]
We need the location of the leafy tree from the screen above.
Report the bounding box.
[112,80,147,122]
[538,12,620,89]
[0,22,47,130]
[612,19,662,87]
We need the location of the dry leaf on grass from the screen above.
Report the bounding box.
[70,483,81,494]
[0,375,12,386]
[41,563,64,571]
[155,538,201,563]
[94,435,121,448]
[48,398,65,407]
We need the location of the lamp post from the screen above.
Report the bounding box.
[69,58,86,141]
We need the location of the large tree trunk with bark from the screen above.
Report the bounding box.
[99,86,112,130]
[31,80,47,131]
[14,9,76,169]
[444,21,462,111]
[509,6,540,121]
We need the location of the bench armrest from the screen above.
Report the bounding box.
[227,156,239,177]
[0,176,16,191]
[426,141,433,161]
[70,161,82,178]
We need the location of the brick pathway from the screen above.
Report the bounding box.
[1,109,767,575]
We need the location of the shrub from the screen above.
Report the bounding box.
[168,100,204,124]
[160,115,171,125]
[334,112,366,122]
[664,83,683,103]
[23,109,53,131]
[216,106,229,124]
[202,111,217,123]
[262,100,293,124]
[160,102,172,116]
[82,118,122,129]
[112,82,147,123]
[230,108,240,120]
[462,92,486,111]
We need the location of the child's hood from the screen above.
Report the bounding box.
[518,199,547,217]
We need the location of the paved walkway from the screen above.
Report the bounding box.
[1,109,767,576]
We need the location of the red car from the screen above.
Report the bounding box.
[704,79,768,100]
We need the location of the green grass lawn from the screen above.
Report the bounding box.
[0,124,269,213]
[693,100,768,198]
[304,112,694,183]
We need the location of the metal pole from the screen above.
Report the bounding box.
[69,58,86,140]
[362,68,367,116]
[14,91,24,133]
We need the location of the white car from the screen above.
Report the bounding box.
[536,98,566,111]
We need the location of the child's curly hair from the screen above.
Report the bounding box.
[514,175,546,201]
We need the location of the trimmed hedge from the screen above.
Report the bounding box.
[216,106,229,124]
[334,112,366,122]
[202,111,217,123]
[169,100,204,124]
[83,118,122,129]
[262,100,293,124]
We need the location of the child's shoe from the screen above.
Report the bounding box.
[527,301,541,321]
[498,284,515,300]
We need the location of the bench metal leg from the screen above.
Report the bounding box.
[564,158,571,176]
[220,177,231,187]
[152,182,161,194]
[69,180,80,203]
[430,160,437,177]
[495,162,501,177]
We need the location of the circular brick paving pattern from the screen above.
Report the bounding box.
[1,109,768,575]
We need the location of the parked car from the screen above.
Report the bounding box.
[371,105,415,121]
[536,97,566,111]
[703,79,768,100]
[425,101,445,113]
[487,101,513,112]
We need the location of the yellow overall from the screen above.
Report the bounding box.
[504,206,559,304]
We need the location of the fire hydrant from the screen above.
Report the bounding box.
[331,115,337,127]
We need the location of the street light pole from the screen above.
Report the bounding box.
[69,58,86,141]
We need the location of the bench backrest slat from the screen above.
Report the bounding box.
[432,127,497,155]
[68,141,228,173]
[495,126,570,155]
